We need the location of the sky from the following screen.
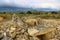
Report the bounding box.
[0,0,60,10]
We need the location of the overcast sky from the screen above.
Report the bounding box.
[0,0,60,10]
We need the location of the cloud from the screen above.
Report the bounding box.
[0,0,60,10]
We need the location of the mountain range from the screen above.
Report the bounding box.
[0,5,57,11]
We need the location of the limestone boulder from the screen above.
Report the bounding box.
[25,19,38,26]
[28,27,56,36]
[0,17,3,22]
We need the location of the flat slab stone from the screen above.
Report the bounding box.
[28,27,56,36]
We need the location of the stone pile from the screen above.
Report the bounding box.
[0,14,60,40]
[0,14,41,40]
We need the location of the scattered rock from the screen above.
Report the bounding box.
[0,14,60,40]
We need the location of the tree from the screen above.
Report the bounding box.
[27,11,32,14]
[51,11,57,14]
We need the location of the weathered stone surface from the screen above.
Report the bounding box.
[25,19,38,26]
[28,27,56,36]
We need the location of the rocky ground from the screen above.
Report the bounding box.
[0,14,60,40]
[43,19,60,40]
